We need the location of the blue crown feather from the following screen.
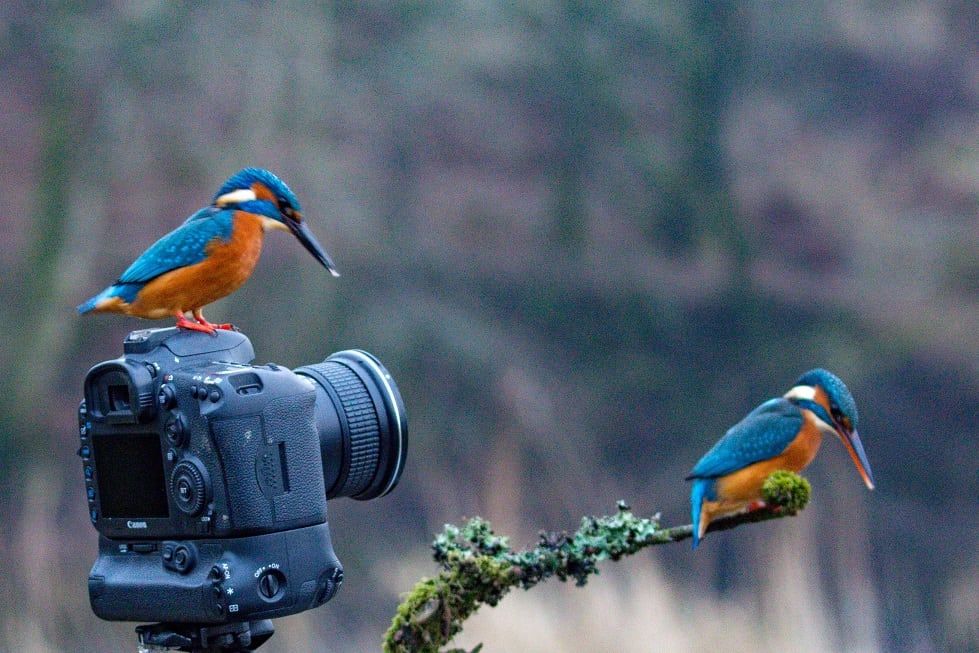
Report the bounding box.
[215,168,301,211]
[794,368,858,427]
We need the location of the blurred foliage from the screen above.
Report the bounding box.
[0,1,976,652]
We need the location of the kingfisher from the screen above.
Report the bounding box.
[687,369,875,549]
[78,168,339,333]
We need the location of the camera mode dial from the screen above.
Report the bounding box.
[170,460,207,516]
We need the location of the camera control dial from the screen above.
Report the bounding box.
[170,460,208,516]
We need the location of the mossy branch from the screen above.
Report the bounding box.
[383,470,810,653]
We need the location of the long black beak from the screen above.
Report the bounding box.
[286,215,340,278]
[836,425,875,490]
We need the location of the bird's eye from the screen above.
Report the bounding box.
[281,204,301,222]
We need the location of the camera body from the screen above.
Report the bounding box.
[79,328,406,624]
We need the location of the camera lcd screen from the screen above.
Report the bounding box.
[93,433,169,518]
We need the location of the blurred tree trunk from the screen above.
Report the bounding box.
[665,2,749,265]
[0,9,100,452]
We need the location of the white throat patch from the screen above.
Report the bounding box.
[785,385,836,435]
[806,408,836,435]
[260,217,289,232]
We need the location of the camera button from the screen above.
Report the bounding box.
[165,415,187,446]
[161,542,196,574]
[157,384,177,409]
[208,388,221,403]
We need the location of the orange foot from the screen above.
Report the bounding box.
[175,313,216,335]
[192,309,235,332]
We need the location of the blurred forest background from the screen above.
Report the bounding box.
[1,2,976,652]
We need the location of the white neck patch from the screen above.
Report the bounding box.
[215,188,257,206]
[784,385,816,402]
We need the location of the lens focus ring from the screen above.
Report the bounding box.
[316,361,381,498]
[297,350,407,501]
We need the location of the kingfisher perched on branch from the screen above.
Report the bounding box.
[78,168,339,333]
[687,369,875,549]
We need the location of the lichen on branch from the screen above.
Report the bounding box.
[383,470,811,653]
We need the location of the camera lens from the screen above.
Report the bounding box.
[296,350,407,501]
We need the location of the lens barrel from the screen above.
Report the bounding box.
[296,350,407,501]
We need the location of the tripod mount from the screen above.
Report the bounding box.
[135,620,275,653]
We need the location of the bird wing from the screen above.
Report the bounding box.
[687,398,803,479]
[116,209,233,284]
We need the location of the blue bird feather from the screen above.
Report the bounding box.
[689,478,715,549]
[77,209,234,314]
[215,168,300,212]
[795,368,858,429]
[117,209,233,284]
[686,398,802,549]
[76,284,141,314]
[686,398,803,480]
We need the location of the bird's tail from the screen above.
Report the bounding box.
[77,283,139,314]
[77,289,110,314]
[690,478,713,550]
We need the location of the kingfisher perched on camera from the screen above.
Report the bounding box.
[78,167,339,334]
[687,369,875,549]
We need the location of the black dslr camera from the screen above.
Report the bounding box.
[78,328,406,651]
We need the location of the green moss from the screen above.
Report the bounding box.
[762,470,811,513]
[384,546,516,653]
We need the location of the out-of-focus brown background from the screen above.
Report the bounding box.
[1,3,976,652]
